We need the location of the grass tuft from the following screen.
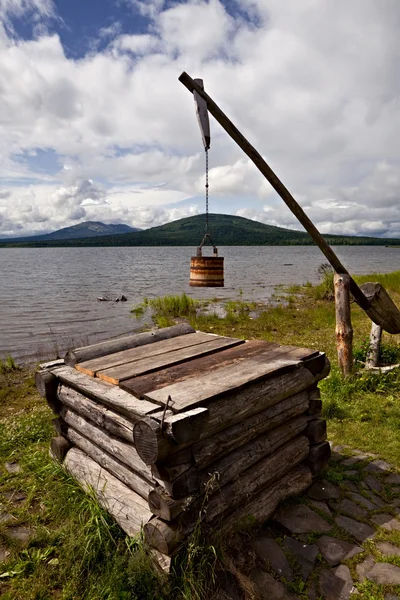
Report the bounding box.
[132,293,200,327]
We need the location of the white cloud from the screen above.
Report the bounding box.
[1,0,400,237]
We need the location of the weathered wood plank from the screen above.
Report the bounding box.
[198,436,309,525]
[151,436,309,522]
[145,354,329,421]
[65,426,153,501]
[97,336,245,385]
[203,358,329,436]
[221,464,312,534]
[203,415,309,490]
[64,323,195,366]
[58,385,136,443]
[76,332,218,376]
[144,355,303,411]
[64,448,152,536]
[50,366,161,420]
[121,340,278,397]
[150,414,309,499]
[191,391,309,467]
[59,405,154,482]
[144,462,312,554]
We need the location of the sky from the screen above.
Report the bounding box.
[1,0,400,238]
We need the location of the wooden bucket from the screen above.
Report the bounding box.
[190,256,224,287]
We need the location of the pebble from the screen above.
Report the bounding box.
[4,461,21,474]
[364,475,383,493]
[309,499,332,517]
[386,473,400,485]
[366,459,392,474]
[0,547,10,562]
[249,568,298,600]
[307,480,341,501]
[3,490,27,504]
[341,457,364,467]
[342,480,359,493]
[371,513,400,531]
[356,555,375,582]
[253,536,293,581]
[283,537,319,581]
[6,525,32,545]
[334,498,367,519]
[347,492,376,511]
[375,541,400,556]
[319,565,353,600]
[365,491,385,508]
[0,511,15,524]
[367,563,400,585]
[334,515,375,542]
[316,536,363,567]
[275,505,331,534]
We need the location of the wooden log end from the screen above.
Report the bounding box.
[144,519,182,556]
[134,418,173,465]
[307,399,322,416]
[148,488,191,521]
[308,386,321,401]
[306,441,331,476]
[304,418,327,444]
[64,350,77,367]
[164,408,210,444]
[50,436,72,463]
[52,417,68,436]
[303,353,329,377]
[35,370,61,413]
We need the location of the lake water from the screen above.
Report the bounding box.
[0,245,398,363]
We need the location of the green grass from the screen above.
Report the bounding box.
[132,293,200,328]
[0,355,19,373]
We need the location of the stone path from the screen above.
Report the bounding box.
[216,444,400,600]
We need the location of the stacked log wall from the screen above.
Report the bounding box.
[36,331,330,563]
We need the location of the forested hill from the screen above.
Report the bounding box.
[0,214,398,247]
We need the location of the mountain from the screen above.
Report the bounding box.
[1,221,140,242]
[0,214,399,247]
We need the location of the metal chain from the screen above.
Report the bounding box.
[205,148,209,233]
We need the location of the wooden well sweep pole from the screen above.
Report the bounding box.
[334,274,353,376]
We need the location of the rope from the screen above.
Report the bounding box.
[205,148,209,233]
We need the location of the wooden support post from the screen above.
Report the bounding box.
[365,322,382,369]
[334,274,353,377]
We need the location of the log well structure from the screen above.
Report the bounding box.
[36,324,330,564]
